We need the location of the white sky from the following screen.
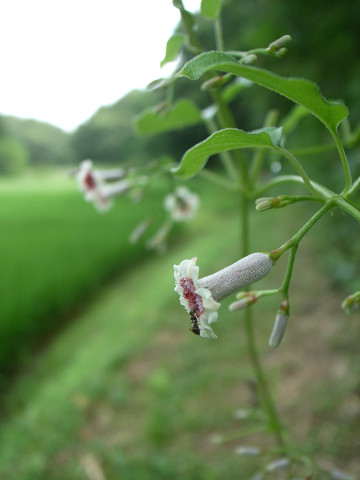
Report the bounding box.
[0,0,201,132]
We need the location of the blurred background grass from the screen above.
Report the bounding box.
[1,0,360,478]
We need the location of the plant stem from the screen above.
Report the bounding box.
[240,194,285,448]
[331,132,352,194]
[270,203,332,260]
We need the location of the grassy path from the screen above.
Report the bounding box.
[1,200,359,479]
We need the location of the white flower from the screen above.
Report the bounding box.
[174,258,220,339]
[174,253,274,339]
[164,186,199,222]
[76,159,112,211]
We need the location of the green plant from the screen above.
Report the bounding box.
[133,1,360,477]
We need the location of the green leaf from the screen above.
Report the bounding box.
[201,0,222,19]
[160,34,185,68]
[172,127,283,178]
[135,99,203,135]
[172,0,201,52]
[179,51,349,135]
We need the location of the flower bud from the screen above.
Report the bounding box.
[329,469,357,480]
[265,458,291,472]
[229,292,258,311]
[255,197,273,212]
[198,253,273,302]
[243,54,257,64]
[341,291,360,314]
[268,300,290,348]
[267,35,292,53]
[234,446,261,456]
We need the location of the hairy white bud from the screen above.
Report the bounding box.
[198,253,273,302]
[268,312,289,348]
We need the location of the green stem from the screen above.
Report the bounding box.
[198,168,239,191]
[270,203,332,260]
[255,175,335,198]
[204,116,240,181]
[240,194,285,448]
[276,147,319,197]
[331,132,352,194]
[281,245,298,297]
[346,176,360,197]
[249,109,279,186]
[214,18,224,51]
[211,89,249,183]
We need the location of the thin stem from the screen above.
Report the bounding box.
[270,203,332,261]
[249,109,279,186]
[204,116,240,181]
[240,194,286,448]
[214,18,224,51]
[346,176,360,198]
[331,132,352,194]
[255,174,335,199]
[276,147,319,197]
[210,89,249,183]
[281,245,298,297]
[198,168,239,191]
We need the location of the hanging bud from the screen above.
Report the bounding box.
[268,299,290,348]
[341,291,360,314]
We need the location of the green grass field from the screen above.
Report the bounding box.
[0,171,359,479]
[0,170,173,373]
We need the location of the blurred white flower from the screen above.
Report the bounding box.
[174,257,220,339]
[164,186,199,222]
[76,159,112,211]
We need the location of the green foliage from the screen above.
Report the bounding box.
[201,0,222,19]
[0,173,168,374]
[173,127,283,178]
[135,99,203,135]
[179,51,349,137]
[4,116,76,166]
[160,33,186,67]
[0,137,29,175]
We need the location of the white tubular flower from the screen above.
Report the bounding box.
[174,258,220,339]
[76,159,112,211]
[164,186,199,222]
[198,253,274,302]
[174,253,273,338]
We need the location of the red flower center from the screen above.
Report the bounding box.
[179,277,204,316]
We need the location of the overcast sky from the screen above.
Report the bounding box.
[0,0,200,131]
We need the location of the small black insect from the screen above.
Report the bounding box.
[189,309,200,335]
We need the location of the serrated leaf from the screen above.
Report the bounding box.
[179,51,349,135]
[172,127,283,178]
[160,34,185,68]
[201,0,222,19]
[135,99,203,135]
